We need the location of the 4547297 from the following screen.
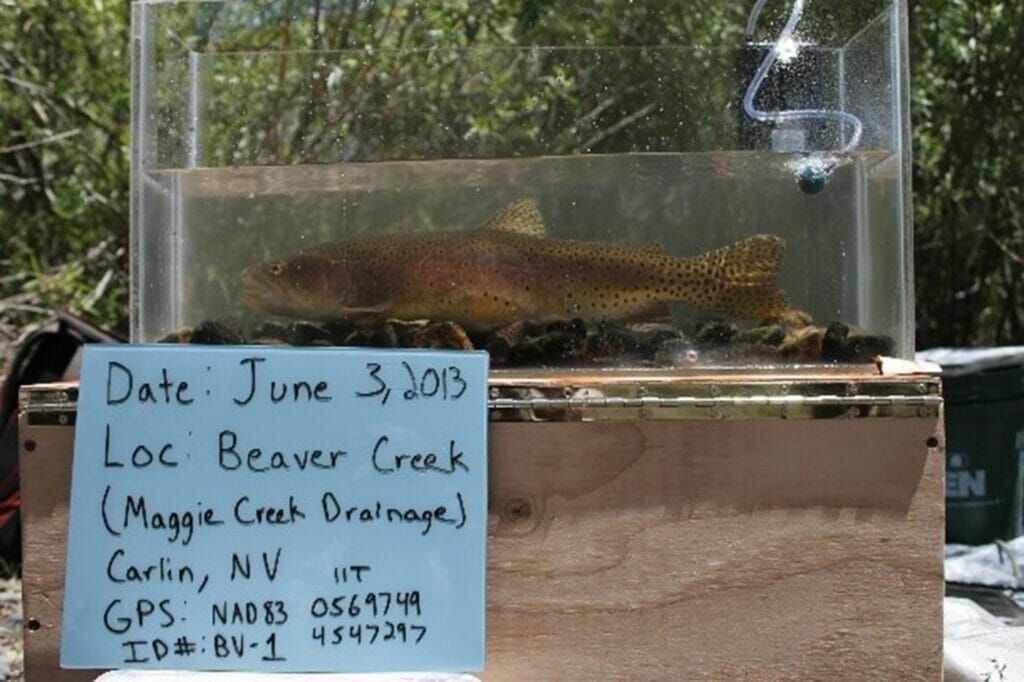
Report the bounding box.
[311,621,427,647]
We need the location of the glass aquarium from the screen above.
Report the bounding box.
[132,0,912,370]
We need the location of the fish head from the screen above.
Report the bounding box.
[240,251,368,320]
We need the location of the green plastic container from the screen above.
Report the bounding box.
[925,348,1024,545]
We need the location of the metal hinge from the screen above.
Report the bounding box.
[20,385,79,425]
[488,394,943,410]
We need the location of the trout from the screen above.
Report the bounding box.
[240,199,789,331]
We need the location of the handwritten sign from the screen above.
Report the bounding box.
[60,345,488,673]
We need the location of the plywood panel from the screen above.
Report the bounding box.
[19,419,99,682]
[19,404,943,680]
[484,419,944,680]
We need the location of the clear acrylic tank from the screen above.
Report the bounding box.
[132,0,912,370]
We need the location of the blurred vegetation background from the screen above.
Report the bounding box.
[1,0,1021,352]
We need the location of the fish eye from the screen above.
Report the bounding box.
[268,262,283,276]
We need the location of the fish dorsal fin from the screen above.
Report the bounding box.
[634,241,664,255]
[482,199,546,237]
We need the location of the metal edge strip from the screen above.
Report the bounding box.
[20,377,942,422]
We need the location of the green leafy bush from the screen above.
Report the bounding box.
[910,1,1024,347]
[0,0,130,342]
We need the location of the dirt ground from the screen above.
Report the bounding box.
[0,578,23,681]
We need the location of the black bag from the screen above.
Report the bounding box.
[0,311,122,569]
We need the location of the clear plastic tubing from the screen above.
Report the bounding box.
[743,0,863,154]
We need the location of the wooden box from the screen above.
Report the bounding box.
[18,369,944,680]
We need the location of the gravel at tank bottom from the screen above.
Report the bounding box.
[159,314,893,368]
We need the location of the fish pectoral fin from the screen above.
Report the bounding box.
[481,199,547,237]
[614,300,673,323]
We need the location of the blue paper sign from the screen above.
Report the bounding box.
[61,345,488,673]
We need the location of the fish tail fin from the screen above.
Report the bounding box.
[681,235,789,319]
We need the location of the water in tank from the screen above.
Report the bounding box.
[133,0,912,369]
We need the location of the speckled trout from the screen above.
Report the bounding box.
[240,200,789,331]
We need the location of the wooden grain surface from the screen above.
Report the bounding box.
[19,414,943,681]
[485,419,944,680]
[19,420,99,682]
